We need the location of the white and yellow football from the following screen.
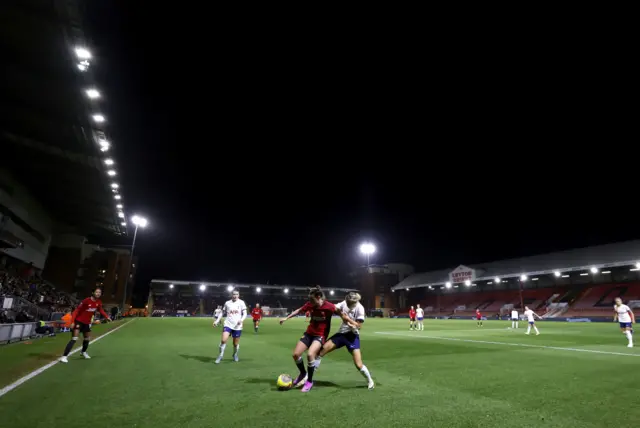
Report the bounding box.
[277,374,293,390]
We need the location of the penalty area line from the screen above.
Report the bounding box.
[0,319,136,399]
[374,331,640,357]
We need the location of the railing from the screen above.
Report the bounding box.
[1,295,51,319]
[0,322,37,344]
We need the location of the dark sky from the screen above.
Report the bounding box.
[83,3,636,299]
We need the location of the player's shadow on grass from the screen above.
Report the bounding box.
[245,378,360,390]
[179,354,217,363]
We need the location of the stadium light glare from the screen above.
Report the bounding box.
[520,274,528,281]
[116,204,123,209]
[284,288,289,294]
[359,242,376,266]
[104,158,114,166]
[601,270,611,274]
[77,63,88,71]
[494,277,501,283]
[406,288,409,291]
[256,287,261,293]
[227,285,233,292]
[107,170,116,176]
[132,215,148,228]
[117,212,125,218]
[636,262,640,269]
[199,285,206,291]
[169,284,174,289]
[561,274,570,278]
[111,183,119,189]
[92,114,105,123]
[114,195,121,200]
[86,88,100,99]
[120,222,126,226]
[464,280,471,286]
[445,282,452,288]
[590,267,598,274]
[554,271,561,277]
[75,47,92,60]
[330,290,334,295]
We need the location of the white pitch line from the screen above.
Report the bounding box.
[0,319,135,398]
[375,331,639,357]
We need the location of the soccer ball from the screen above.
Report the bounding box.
[277,374,293,390]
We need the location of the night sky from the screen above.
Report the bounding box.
[83,3,636,303]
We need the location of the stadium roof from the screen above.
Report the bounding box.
[392,240,640,290]
[0,1,127,237]
[151,280,357,293]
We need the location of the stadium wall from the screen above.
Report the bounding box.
[0,169,52,269]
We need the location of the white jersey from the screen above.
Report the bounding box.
[511,310,518,319]
[221,299,247,330]
[416,308,424,318]
[524,309,535,322]
[336,300,365,334]
[615,304,632,323]
[213,309,222,319]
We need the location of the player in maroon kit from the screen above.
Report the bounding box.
[476,309,483,327]
[60,288,111,363]
[251,304,263,333]
[280,286,358,392]
[409,306,417,330]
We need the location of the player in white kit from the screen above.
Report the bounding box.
[511,309,519,329]
[315,292,375,390]
[213,306,222,327]
[613,297,635,348]
[524,306,541,335]
[213,290,247,363]
[415,304,425,331]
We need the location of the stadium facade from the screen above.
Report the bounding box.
[0,1,135,308]
[391,240,640,318]
[147,280,357,317]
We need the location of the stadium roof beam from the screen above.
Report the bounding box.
[391,240,640,291]
[150,279,357,293]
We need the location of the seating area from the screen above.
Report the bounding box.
[563,283,640,317]
[1,267,77,322]
[399,287,567,317]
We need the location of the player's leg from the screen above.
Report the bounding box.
[351,348,374,389]
[525,322,531,334]
[533,322,539,335]
[302,339,323,392]
[232,331,241,361]
[623,325,633,347]
[81,328,92,359]
[215,329,231,363]
[315,337,338,371]
[60,325,80,362]
[292,338,310,386]
[254,319,259,333]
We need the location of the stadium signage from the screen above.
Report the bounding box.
[449,265,476,284]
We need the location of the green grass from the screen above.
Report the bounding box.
[1,318,640,427]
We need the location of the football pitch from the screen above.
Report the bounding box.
[1,318,639,427]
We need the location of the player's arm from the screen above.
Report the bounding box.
[629,309,635,324]
[237,305,247,327]
[613,309,618,322]
[534,312,543,320]
[98,303,111,321]
[334,306,360,329]
[280,307,304,324]
[70,301,85,325]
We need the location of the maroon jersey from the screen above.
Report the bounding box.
[72,297,109,324]
[476,311,482,319]
[300,301,337,339]
[251,307,263,320]
[409,309,417,319]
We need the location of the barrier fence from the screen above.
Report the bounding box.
[0,322,37,344]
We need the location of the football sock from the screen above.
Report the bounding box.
[218,343,226,356]
[526,326,531,334]
[233,344,239,355]
[63,337,77,356]
[295,357,306,374]
[307,359,318,382]
[534,326,540,334]
[82,339,89,353]
[625,330,633,344]
[360,365,372,382]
